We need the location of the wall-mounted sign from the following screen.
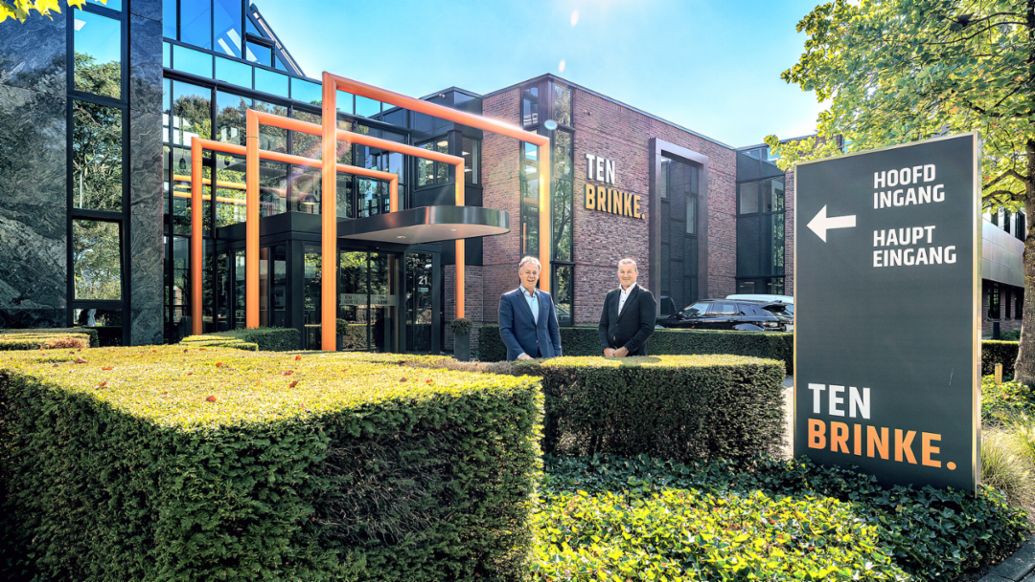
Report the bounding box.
[795,134,979,491]
[584,153,644,219]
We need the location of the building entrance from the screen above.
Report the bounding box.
[339,251,399,352]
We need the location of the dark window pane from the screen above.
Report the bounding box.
[291,166,320,214]
[521,85,539,127]
[551,81,572,127]
[738,181,759,214]
[417,138,449,187]
[246,41,272,67]
[252,100,287,152]
[180,0,212,49]
[462,136,480,185]
[659,157,670,199]
[259,159,288,216]
[290,108,323,160]
[520,141,540,256]
[72,101,122,211]
[552,131,573,261]
[685,196,696,234]
[214,152,246,226]
[73,10,121,98]
[73,219,122,300]
[213,0,243,58]
[988,282,1001,319]
[553,264,573,325]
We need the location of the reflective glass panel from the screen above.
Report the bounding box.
[216,91,248,145]
[551,131,573,261]
[252,100,287,152]
[72,101,122,211]
[291,78,322,106]
[172,81,211,146]
[551,81,572,127]
[163,0,176,39]
[462,136,479,185]
[214,153,247,226]
[180,0,212,49]
[215,56,252,88]
[520,141,539,256]
[254,67,289,97]
[73,9,121,98]
[213,0,243,58]
[356,96,381,118]
[246,42,272,67]
[172,44,213,78]
[73,219,122,300]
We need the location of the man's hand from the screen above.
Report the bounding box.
[517,353,533,361]
[603,347,616,358]
[614,347,630,358]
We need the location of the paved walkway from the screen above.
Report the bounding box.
[781,378,1035,580]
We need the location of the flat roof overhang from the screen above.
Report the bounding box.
[339,205,510,244]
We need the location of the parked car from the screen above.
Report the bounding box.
[726,294,794,332]
[657,299,789,331]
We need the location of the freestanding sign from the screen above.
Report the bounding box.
[795,134,980,491]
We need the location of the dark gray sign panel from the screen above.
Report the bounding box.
[794,134,979,491]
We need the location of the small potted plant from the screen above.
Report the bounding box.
[450,318,472,361]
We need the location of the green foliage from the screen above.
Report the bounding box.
[0,347,542,580]
[981,429,1035,509]
[534,355,785,461]
[449,318,472,335]
[982,374,1035,426]
[0,0,99,23]
[983,339,1020,377]
[536,455,1030,581]
[477,324,794,372]
[0,328,97,350]
[768,0,1032,212]
[182,327,301,352]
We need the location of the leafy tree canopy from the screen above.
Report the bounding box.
[766,0,1032,211]
[0,0,104,23]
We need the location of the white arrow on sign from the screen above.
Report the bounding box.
[807,205,857,242]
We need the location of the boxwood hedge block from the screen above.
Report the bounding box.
[0,328,98,350]
[0,346,541,580]
[476,325,794,373]
[179,334,260,351]
[181,327,301,351]
[982,340,1019,378]
[528,355,784,461]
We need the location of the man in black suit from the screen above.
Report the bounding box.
[598,258,657,357]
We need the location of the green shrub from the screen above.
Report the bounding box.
[0,347,541,580]
[980,430,1035,509]
[983,340,1019,377]
[538,455,1029,581]
[533,355,784,461]
[0,328,98,350]
[532,488,904,581]
[982,375,1035,426]
[476,325,794,373]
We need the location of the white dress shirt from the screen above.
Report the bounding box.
[618,283,637,316]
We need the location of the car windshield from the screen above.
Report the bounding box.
[682,302,710,317]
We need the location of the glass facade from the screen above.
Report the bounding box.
[735,145,786,295]
[659,155,701,310]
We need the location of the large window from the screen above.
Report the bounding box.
[736,175,786,292]
[73,9,121,98]
[417,138,449,187]
[462,136,480,185]
[659,154,701,309]
[72,101,123,211]
[73,220,122,300]
[519,141,539,257]
[213,0,243,58]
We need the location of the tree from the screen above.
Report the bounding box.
[765,0,1035,382]
[0,0,101,23]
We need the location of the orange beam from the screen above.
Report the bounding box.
[321,75,337,351]
[245,114,260,329]
[190,139,203,335]
[326,72,551,293]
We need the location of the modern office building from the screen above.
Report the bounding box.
[0,0,1020,352]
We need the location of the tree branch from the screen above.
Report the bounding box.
[986,169,1030,189]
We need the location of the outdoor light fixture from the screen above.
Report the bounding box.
[543,119,559,131]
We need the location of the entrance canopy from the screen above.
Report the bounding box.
[339,206,509,244]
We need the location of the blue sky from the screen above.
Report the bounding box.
[259,0,823,147]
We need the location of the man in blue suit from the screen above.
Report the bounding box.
[498,256,562,361]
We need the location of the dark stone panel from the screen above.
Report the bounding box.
[0,56,68,329]
[129,14,162,113]
[130,0,162,23]
[128,13,164,345]
[0,13,66,91]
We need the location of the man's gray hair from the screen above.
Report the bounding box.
[617,258,638,270]
[518,256,542,270]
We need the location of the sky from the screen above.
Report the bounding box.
[258,0,824,148]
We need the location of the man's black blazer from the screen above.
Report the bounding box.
[598,285,657,356]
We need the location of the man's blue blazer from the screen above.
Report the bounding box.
[498,287,562,361]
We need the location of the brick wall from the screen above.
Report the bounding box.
[478,81,740,327]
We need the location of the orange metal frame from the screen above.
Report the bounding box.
[189,137,398,336]
[192,72,550,352]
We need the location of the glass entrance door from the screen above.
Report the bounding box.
[404,253,435,353]
[339,251,398,352]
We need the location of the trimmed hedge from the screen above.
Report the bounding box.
[180,327,301,352]
[983,340,1019,378]
[537,455,1029,581]
[477,324,794,373]
[0,328,99,350]
[0,346,541,580]
[179,334,259,351]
